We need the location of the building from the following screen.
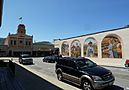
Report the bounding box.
[54,25,129,67]
[0,24,55,57]
[0,38,7,56]
[33,41,54,56]
[4,24,33,56]
[0,45,8,56]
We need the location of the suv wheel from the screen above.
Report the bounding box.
[57,72,63,81]
[82,80,92,90]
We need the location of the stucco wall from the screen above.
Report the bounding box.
[54,27,129,67]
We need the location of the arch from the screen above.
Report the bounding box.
[101,34,122,58]
[71,40,81,57]
[83,37,98,57]
[61,41,69,56]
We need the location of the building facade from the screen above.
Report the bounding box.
[54,26,129,67]
[4,24,33,56]
[33,41,54,56]
[0,45,8,56]
[0,24,55,57]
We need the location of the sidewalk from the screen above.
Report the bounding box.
[0,67,24,90]
[15,62,81,90]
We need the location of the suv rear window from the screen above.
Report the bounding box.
[76,59,97,68]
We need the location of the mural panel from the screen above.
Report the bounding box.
[71,40,81,57]
[84,38,98,57]
[102,36,122,58]
[61,41,69,56]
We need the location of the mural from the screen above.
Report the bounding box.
[102,36,122,58]
[61,41,69,56]
[71,40,81,57]
[84,38,98,57]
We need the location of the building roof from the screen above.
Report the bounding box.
[33,41,53,45]
[0,0,3,27]
[54,25,129,41]
[8,33,32,38]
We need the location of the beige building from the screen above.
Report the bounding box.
[4,24,33,56]
[0,24,55,57]
[54,26,129,67]
[33,41,54,56]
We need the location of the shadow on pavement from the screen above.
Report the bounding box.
[15,64,62,90]
[103,85,124,90]
[62,79,124,90]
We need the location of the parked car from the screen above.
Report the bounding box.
[43,55,58,63]
[125,59,129,67]
[19,54,33,64]
[55,57,115,90]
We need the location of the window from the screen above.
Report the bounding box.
[26,41,28,45]
[29,42,31,45]
[10,40,13,45]
[20,40,23,44]
[14,40,16,45]
[63,60,76,68]
[68,61,76,69]
[76,59,97,68]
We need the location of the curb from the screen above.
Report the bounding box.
[101,65,128,69]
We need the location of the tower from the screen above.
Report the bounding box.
[17,24,26,35]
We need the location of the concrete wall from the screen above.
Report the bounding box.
[54,27,129,67]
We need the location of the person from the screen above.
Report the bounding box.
[86,42,94,57]
[116,41,122,58]
[108,40,114,58]
[112,39,118,58]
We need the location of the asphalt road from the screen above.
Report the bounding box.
[14,58,129,90]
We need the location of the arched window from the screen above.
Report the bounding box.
[71,40,81,57]
[101,35,122,58]
[61,41,69,56]
[84,38,98,57]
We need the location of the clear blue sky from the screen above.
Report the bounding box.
[0,0,129,42]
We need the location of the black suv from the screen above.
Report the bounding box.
[55,57,115,90]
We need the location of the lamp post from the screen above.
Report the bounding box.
[0,0,3,27]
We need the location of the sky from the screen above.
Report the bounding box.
[0,0,129,42]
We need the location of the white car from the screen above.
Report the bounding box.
[19,54,33,64]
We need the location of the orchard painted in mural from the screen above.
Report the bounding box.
[102,35,122,58]
[61,41,69,56]
[71,40,81,57]
[84,38,98,57]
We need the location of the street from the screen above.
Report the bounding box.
[14,58,129,90]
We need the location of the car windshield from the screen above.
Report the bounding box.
[76,59,97,68]
[22,54,30,58]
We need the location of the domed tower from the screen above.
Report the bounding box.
[17,24,26,35]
